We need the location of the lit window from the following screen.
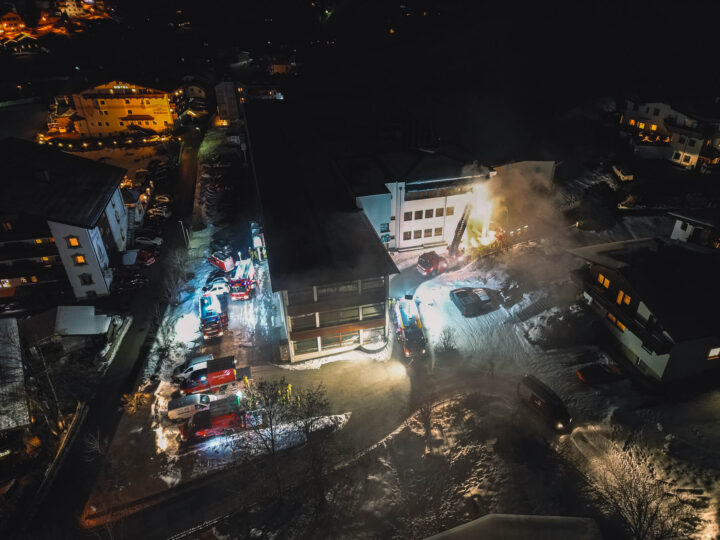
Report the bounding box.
[30,276,38,283]
[638,122,645,130]
[35,238,42,244]
[709,347,720,360]
[597,273,610,288]
[49,237,54,243]
[607,312,617,323]
[2,221,12,231]
[616,320,626,332]
[650,124,657,131]
[628,119,635,126]
[623,294,631,305]
[67,236,80,248]
[41,256,49,262]
[73,254,87,265]
[616,290,631,305]
[20,277,28,284]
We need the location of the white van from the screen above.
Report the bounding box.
[167,394,213,421]
[173,354,213,380]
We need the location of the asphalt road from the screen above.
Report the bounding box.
[23,133,201,540]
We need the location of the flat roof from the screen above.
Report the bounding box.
[0,138,126,228]
[668,209,720,230]
[246,102,398,292]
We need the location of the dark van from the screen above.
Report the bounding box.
[517,374,572,432]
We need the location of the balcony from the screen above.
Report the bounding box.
[286,287,386,317]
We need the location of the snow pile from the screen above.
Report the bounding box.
[276,341,392,370]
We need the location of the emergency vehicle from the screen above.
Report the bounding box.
[229,258,256,300]
[393,295,427,359]
[199,293,228,339]
[179,356,237,395]
[179,395,261,441]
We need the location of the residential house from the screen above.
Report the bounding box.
[0,9,25,35]
[246,102,398,362]
[668,210,720,249]
[71,81,176,138]
[0,138,127,300]
[571,238,720,382]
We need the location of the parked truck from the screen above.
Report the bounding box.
[393,295,427,359]
[229,257,256,300]
[179,356,237,395]
[417,203,471,276]
[179,395,261,441]
[199,293,228,339]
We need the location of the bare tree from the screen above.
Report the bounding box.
[436,326,457,355]
[160,248,188,306]
[290,384,334,513]
[587,442,698,540]
[240,377,294,498]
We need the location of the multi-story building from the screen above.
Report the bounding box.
[0,9,26,35]
[214,81,245,126]
[668,210,720,249]
[71,81,176,138]
[571,238,720,382]
[339,151,555,251]
[246,102,398,362]
[0,138,127,301]
[619,98,720,170]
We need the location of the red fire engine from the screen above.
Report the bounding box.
[179,395,261,441]
[179,356,237,395]
[229,258,256,300]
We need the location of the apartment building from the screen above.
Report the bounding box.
[0,138,127,301]
[571,238,720,382]
[71,81,175,138]
[620,98,720,170]
[246,102,398,362]
[339,151,555,251]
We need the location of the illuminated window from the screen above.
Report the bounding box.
[607,312,617,323]
[20,277,28,284]
[709,347,720,360]
[597,273,610,288]
[35,238,42,244]
[41,256,49,262]
[2,221,12,231]
[67,236,80,248]
[49,237,54,243]
[638,122,645,130]
[616,320,626,332]
[628,119,635,126]
[616,290,631,305]
[30,276,38,283]
[650,124,657,131]
[73,254,87,265]
[446,206,455,216]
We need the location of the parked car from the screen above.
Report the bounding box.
[137,249,156,266]
[173,354,213,378]
[517,374,572,432]
[111,275,149,293]
[449,287,492,316]
[203,280,230,297]
[148,207,172,218]
[167,394,214,422]
[208,252,235,272]
[135,236,164,247]
[576,362,624,384]
[154,194,171,204]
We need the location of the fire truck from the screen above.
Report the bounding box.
[179,356,237,395]
[179,395,261,441]
[393,295,427,359]
[199,293,228,339]
[229,258,256,300]
[417,203,471,276]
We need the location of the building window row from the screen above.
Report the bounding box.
[597,272,610,288]
[403,207,452,221]
[403,227,443,241]
[607,312,626,332]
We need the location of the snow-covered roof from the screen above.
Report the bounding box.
[55,306,111,336]
[0,318,30,432]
